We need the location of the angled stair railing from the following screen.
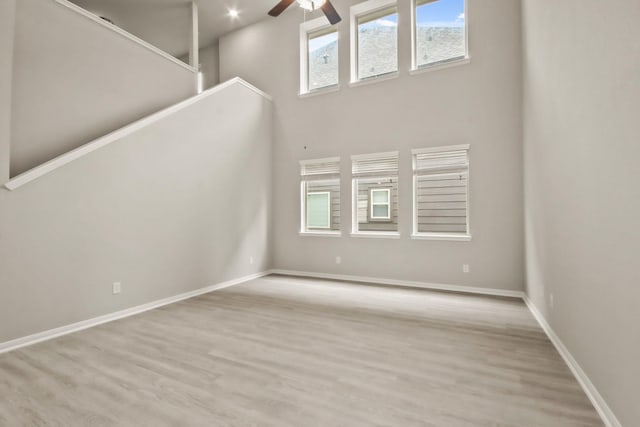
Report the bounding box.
[10,0,200,177]
[4,78,272,191]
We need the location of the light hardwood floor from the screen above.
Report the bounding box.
[0,275,603,426]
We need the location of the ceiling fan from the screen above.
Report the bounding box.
[268,0,341,25]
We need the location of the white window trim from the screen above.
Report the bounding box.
[299,84,342,98]
[306,191,332,229]
[351,151,399,236]
[348,71,399,88]
[300,157,341,237]
[350,231,401,239]
[411,144,469,155]
[410,0,469,72]
[351,150,400,161]
[411,144,471,241]
[300,16,339,96]
[350,0,398,84]
[370,188,391,219]
[411,233,471,241]
[300,231,342,237]
[408,56,471,76]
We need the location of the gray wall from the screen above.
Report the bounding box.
[220,0,524,291]
[0,0,16,182]
[200,42,220,90]
[178,43,220,90]
[0,82,272,343]
[10,0,197,177]
[522,1,640,425]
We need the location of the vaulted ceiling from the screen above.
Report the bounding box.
[70,0,277,57]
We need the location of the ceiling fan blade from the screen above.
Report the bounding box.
[268,0,296,17]
[321,0,341,25]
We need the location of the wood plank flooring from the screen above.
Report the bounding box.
[0,275,603,426]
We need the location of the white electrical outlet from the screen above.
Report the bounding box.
[463,264,470,273]
[336,256,342,264]
[112,282,121,295]
[249,256,254,265]
[550,293,554,308]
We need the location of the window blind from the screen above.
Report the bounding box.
[414,149,468,174]
[352,152,399,177]
[300,157,340,180]
[357,6,397,26]
[300,157,341,233]
[413,146,469,235]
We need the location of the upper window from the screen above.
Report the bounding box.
[412,145,470,240]
[300,17,339,95]
[300,157,341,235]
[350,0,398,83]
[413,0,467,69]
[351,151,399,236]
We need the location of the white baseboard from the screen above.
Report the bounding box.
[270,269,525,299]
[0,269,620,427]
[272,269,619,427]
[523,296,621,427]
[0,271,270,355]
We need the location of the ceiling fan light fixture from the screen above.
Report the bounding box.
[268,0,340,25]
[296,0,327,11]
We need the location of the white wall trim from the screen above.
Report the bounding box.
[523,296,622,427]
[3,77,272,191]
[0,270,271,355]
[53,0,197,73]
[271,269,524,298]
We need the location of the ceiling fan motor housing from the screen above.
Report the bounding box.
[297,0,327,11]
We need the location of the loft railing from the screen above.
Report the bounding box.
[53,0,198,73]
[4,78,272,191]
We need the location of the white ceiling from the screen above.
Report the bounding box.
[70,0,279,57]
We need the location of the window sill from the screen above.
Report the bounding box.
[300,231,342,237]
[410,56,471,76]
[411,233,472,242]
[299,84,341,98]
[350,232,400,239]
[349,71,399,88]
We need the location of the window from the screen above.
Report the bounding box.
[307,192,331,228]
[300,157,341,235]
[352,151,399,236]
[412,145,470,240]
[370,188,390,219]
[300,17,339,95]
[412,0,467,70]
[350,0,398,83]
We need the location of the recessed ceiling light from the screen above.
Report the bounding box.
[229,9,239,18]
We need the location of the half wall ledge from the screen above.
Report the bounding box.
[3,78,272,191]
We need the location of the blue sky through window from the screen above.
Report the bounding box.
[308,0,463,51]
[417,0,464,27]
